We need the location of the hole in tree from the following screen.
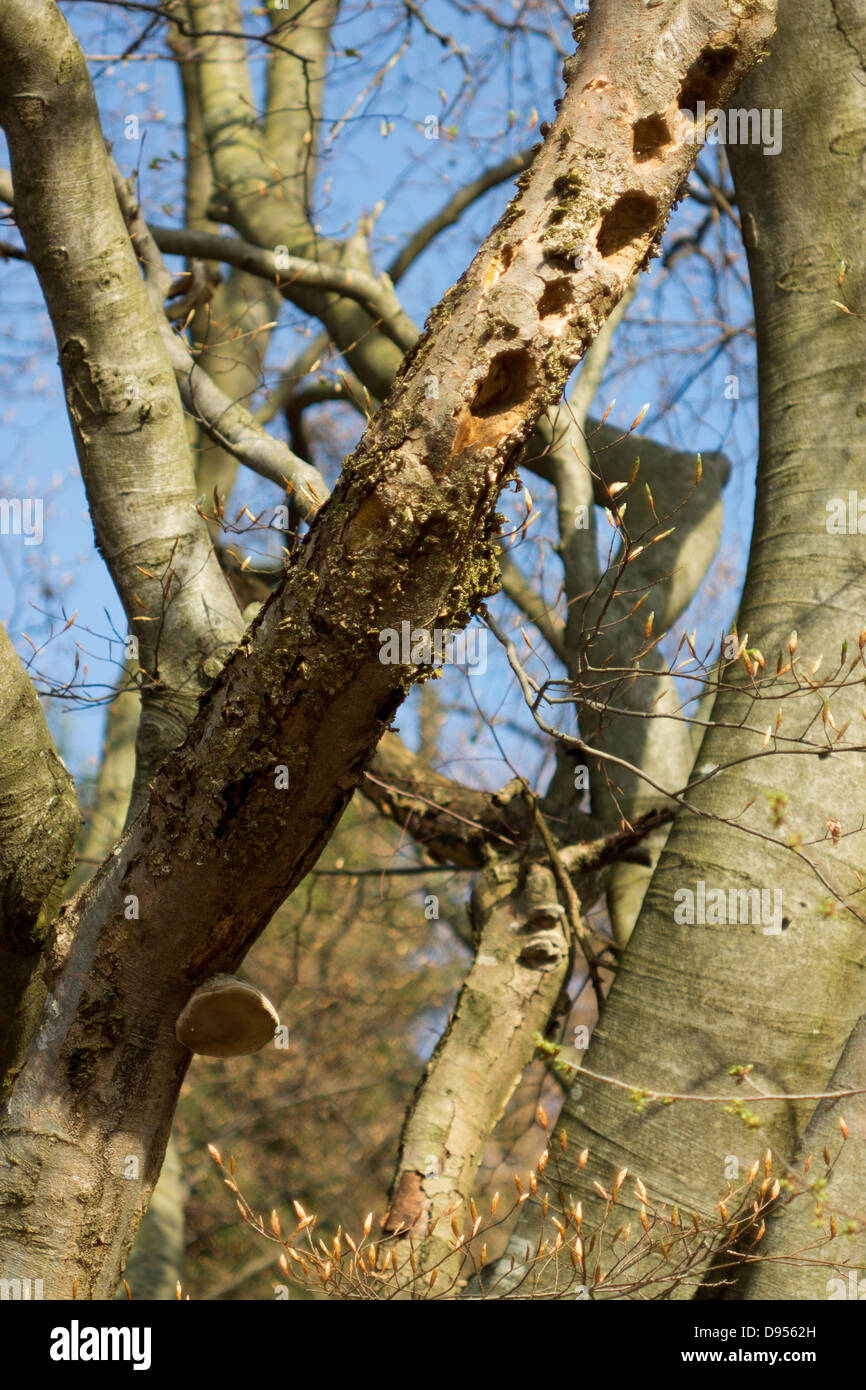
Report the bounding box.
[470,348,536,417]
[596,192,658,259]
[544,252,576,274]
[678,44,738,115]
[537,278,573,317]
[633,114,671,162]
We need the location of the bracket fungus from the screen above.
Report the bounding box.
[176,975,280,1057]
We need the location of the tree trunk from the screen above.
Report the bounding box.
[499,0,866,1298]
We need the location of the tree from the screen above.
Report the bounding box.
[497,0,866,1301]
[20,0,866,1306]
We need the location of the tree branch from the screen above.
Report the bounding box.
[0,30,244,819]
[150,223,418,351]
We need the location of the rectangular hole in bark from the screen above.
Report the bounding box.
[470,347,536,417]
[596,192,658,259]
[633,114,672,162]
[544,251,576,274]
[678,44,738,116]
[537,278,573,317]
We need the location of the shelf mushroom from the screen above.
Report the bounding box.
[176,975,280,1057]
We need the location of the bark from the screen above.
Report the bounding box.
[381,0,768,1280]
[71,673,187,1299]
[0,623,80,1091]
[365,736,534,868]
[113,1134,186,1302]
[726,0,866,1301]
[515,307,731,944]
[500,0,866,1298]
[572,430,730,944]
[188,271,283,537]
[151,223,418,349]
[0,162,325,508]
[0,0,774,1297]
[169,19,283,538]
[69,671,140,896]
[736,1013,866,1299]
[383,858,571,1276]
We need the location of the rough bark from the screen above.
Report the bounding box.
[113,1134,186,1302]
[0,623,80,1092]
[70,672,187,1299]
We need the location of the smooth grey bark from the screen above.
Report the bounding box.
[68,671,140,897]
[0,162,325,509]
[383,858,571,1268]
[186,0,410,403]
[169,16,284,540]
[727,0,866,1300]
[151,224,418,350]
[546,416,731,944]
[734,1013,866,1299]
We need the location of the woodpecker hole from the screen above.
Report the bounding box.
[452,347,537,454]
[470,347,536,417]
[678,44,738,116]
[596,192,658,260]
[633,113,672,162]
[537,278,573,318]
